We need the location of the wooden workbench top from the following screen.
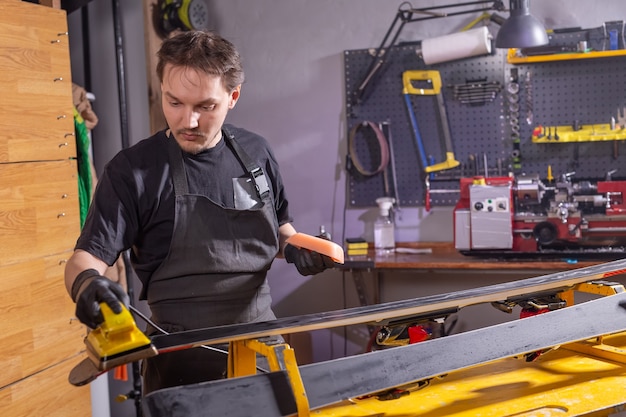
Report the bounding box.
[342,242,622,271]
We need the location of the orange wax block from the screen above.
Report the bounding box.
[285,233,345,264]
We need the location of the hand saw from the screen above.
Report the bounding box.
[403,70,460,173]
[69,257,626,387]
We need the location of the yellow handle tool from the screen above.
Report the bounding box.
[85,303,156,370]
[403,69,443,95]
[403,70,460,174]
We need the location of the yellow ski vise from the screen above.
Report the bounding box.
[403,70,459,174]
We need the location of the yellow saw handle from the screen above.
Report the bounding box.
[424,152,460,174]
[402,70,442,95]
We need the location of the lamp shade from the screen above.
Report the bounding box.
[495,0,548,48]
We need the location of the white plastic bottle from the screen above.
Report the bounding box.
[374,197,396,254]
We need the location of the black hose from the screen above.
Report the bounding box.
[112,0,130,150]
[112,2,139,414]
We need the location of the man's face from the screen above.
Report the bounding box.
[161,64,240,154]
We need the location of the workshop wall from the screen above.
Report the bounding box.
[345,35,626,208]
[66,2,626,412]
[202,0,626,355]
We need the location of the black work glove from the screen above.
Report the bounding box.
[71,269,130,329]
[284,244,335,276]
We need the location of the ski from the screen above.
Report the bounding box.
[146,258,626,350]
[143,290,626,417]
[69,258,626,387]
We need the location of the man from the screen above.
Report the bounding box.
[64,30,333,394]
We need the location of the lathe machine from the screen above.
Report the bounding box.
[454,173,626,255]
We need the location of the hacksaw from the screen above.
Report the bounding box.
[403,69,460,173]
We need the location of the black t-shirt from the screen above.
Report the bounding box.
[76,124,292,284]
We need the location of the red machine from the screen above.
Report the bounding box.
[453,173,626,255]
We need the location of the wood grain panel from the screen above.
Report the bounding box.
[0,1,74,163]
[0,357,91,416]
[0,2,91,415]
[0,160,81,265]
[0,251,86,388]
[143,0,167,133]
[38,0,62,9]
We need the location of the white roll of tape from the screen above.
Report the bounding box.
[421,26,492,65]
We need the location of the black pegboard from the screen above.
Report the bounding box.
[344,28,626,208]
[510,56,626,178]
[345,44,507,207]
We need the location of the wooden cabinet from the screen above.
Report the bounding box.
[0,1,90,415]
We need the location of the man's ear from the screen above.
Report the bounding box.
[229,85,241,109]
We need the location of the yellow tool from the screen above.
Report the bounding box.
[403,70,460,173]
[84,303,157,371]
[547,164,554,182]
[532,122,626,143]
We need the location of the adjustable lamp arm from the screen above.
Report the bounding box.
[354,0,506,105]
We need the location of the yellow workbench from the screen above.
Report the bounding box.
[315,333,626,416]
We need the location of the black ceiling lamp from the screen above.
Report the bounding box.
[495,0,548,48]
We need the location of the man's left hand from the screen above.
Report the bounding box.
[284,244,335,276]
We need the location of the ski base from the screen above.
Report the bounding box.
[69,357,102,387]
[143,292,626,417]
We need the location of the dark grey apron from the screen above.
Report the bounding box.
[142,130,279,394]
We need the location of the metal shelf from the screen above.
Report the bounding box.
[531,124,626,143]
[507,48,626,64]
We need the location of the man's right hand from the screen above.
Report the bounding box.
[71,269,129,329]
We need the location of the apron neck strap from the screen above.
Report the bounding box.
[167,133,188,196]
[223,127,270,199]
[166,128,270,200]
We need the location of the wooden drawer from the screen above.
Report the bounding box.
[0,3,90,416]
[0,353,91,416]
[0,159,81,265]
[0,251,86,387]
[0,1,74,163]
